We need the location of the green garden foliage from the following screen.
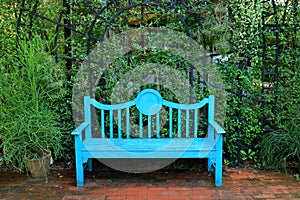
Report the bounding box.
[0,36,67,172]
[259,0,300,172]
[0,0,19,71]
[0,0,299,170]
[217,0,263,164]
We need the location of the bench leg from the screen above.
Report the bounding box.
[76,160,84,186]
[75,151,84,187]
[87,158,93,172]
[215,136,223,187]
[208,157,214,172]
[215,155,222,186]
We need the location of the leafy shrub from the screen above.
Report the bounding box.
[0,36,67,172]
[258,1,300,172]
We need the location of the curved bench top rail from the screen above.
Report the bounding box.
[162,99,209,110]
[91,99,136,110]
[89,90,211,112]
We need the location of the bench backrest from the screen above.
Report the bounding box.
[83,89,214,139]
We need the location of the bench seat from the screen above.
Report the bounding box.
[80,138,218,158]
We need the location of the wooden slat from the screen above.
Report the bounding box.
[126,107,130,138]
[169,107,173,138]
[83,138,217,152]
[139,113,143,138]
[101,110,105,138]
[148,115,151,138]
[118,109,121,138]
[186,110,190,138]
[109,110,113,138]
[194,109,198,138]
[163,98,208,110]
[178,109,181,138]
[156,113,160,138]
[81,149,216,159]
[92,99,135,110]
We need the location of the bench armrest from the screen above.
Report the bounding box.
[209,121,225,135]
[71,122,90,136]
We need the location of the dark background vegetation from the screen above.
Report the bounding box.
[0,0,299,174]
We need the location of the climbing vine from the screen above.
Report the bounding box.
[217,0,263,164]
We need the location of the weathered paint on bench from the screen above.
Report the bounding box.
[72,89,225,187]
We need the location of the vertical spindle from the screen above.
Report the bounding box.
[178,109,181,138]
[126,107,130,138]
[169,107,173,138]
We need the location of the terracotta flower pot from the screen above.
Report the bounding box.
[26,151,51,178]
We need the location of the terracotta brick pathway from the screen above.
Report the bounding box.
[0,168,299,199]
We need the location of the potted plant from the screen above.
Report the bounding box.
[0,36,66,178]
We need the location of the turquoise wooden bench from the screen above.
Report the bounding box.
[72,89,225,187]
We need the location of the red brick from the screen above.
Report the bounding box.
[126,196,147,200]
[62,195,106,200]
[148,195,190,200]
[253,194,276,199]
[105,196,127,200]
[190,194,213,200]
